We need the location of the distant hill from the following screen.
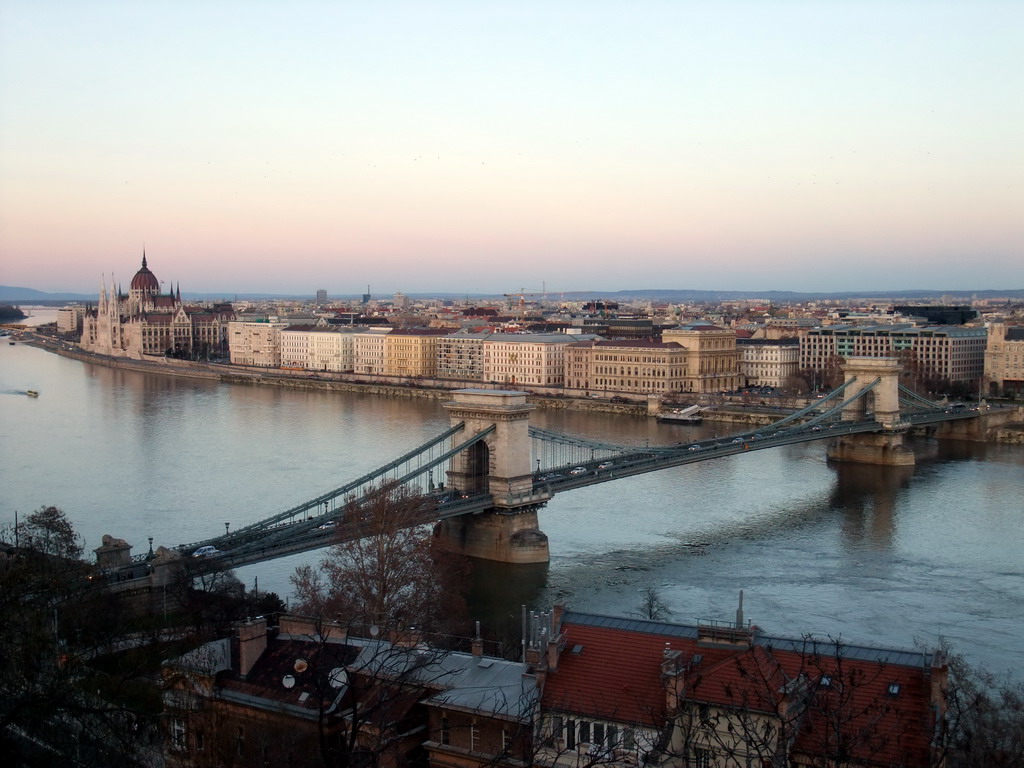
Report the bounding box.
[2,285,1021,304]
[0,286,97,303]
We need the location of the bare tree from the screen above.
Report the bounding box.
[633,586,673,622]
[0,506,161,766]
[943,648,1024,768]
[664,636,939,768]
[291,483,469,634]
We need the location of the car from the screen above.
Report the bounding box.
[688,445,702,452]
[318,520,337,529]
[811,425,823,432]
[731,437,744,444]
[540,473,565,481]
[192,545,221,558]
[570,466,588,475]
[597,461,614,470]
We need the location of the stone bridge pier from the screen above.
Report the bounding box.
[433,390,550,564]
[826,357,915,466]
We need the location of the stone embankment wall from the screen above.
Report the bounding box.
[34,338,1023,440]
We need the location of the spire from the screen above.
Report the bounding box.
[142,247,147,269]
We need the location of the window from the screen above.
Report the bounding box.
[694,747,711,768]
[170,718,186,751]
[470,720,479,752]
[440,716,450,745]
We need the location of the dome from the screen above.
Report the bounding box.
[130,253,160,292]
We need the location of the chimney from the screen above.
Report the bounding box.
[238,617,268,678]
[661,646,685,714]
[930,649,949,721]
[471,621,484,657]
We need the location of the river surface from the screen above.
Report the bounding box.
[3,309,1023,675]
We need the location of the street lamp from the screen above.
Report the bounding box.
[224,522,230,536]
[148,537,154,558]
[536,459,541,474]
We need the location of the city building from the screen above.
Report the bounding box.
[539,609,948,768]
[382,328,451,378]
[737,337,800,389]
[56,305,85,335]
[482,334,597,388]
[162,615,537,768]
[436,331,492,382]
[661,322,742,393]
[352,328,393,375]
[81,253,234,359]
[800,325,987,389]
[316,289,327,304]
[983,323,1024,397]
[563,339,692,395]
[228,320,290,367]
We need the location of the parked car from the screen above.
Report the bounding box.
[192,545,221,558]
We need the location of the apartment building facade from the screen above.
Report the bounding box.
[661,322,742,393]
[482,334,593,388]
[983,323,1024,397]
[800,325,987,386]
[228,321,290,367]
[737,337,800,388]
[383,328,450,378]
[564,339,692,394]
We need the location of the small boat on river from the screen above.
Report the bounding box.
[26,390,39,398]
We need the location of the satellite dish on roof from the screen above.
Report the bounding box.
[282,674,296,689]
[328,667,349,689]
[369,625,380,637]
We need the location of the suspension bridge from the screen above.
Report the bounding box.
[130,357,993,570]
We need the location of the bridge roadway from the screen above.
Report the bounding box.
[186,407,981,570]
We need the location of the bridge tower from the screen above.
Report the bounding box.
[434,390,550,564]
[827,357,915,466]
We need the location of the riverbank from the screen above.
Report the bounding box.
[26,333,1022,437]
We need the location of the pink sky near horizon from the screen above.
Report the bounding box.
[1,1,1021,295]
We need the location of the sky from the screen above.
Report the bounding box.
[0,1,1021,296]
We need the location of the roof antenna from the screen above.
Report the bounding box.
[736,589,744,629]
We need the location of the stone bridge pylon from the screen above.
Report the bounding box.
[827,357,915,466]
[433,390,551,564]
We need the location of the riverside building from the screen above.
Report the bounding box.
[81,253,234,359]
[983,323,1024,397]
[800,325,987,386]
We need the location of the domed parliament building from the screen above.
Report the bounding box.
[81,253,234,359]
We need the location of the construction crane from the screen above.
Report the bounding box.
[503,284,547,314]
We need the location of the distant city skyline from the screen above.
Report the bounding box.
[1,1,1021,295]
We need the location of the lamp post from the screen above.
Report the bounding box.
[148,537,153,559]
[224,522,230,536]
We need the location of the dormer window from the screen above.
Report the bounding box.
[819,675,832,688]
[888,682,901,696]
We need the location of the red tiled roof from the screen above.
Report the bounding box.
[542,623,734,726]
[687,644,787,714]
[545,616,938,767]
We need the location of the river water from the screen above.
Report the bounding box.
[3,309,1022,675]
